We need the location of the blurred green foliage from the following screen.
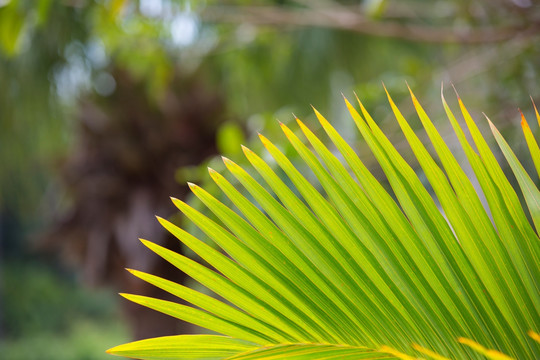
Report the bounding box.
[1,320,127,360]
[0,0,539,358]
[3,261,116,337]
[1,0,539,215]
[0,260,129,359]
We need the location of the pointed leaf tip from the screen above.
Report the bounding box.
[406,84,421,107]
[240,144,253,154]
[529,330,540,343]
[532,98,540,127]
[222,157,238,170]
[451,83,462,101]
[155,217,169,228]
[241,145,257,159]
[519,111,528,128]
[313,108,330,127]
[413,343,451,360]
[171,197,188,210]
[485,116,497,133]
[258,133,271,145]
[279,122,294,139]
[343,95,354,108]
[379,345,417,360]
[383,86,395,105]
[139,238,152,247]
[311,105,324,118]
[208,169,220,183]
[405,80,411,90]
[119,292,131,300]
[383,86,390,98]
[531,96,538,111]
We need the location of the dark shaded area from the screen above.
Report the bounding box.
[42,68,226,339]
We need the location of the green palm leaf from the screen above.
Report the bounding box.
[107,88,540,359]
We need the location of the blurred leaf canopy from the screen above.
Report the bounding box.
[1,0,539,230]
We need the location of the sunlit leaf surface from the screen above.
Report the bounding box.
[108,89,540,359]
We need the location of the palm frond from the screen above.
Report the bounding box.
[108,88,540,359]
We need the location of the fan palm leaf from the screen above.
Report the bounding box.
[107,87,540,359]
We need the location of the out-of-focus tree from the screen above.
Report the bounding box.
[2,0,539,221]
[0,0,230,340]
[43,67,227,338]
[0,0,228,341]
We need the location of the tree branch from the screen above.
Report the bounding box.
[201,6,540,44]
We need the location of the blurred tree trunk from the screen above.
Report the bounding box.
[43,68,226,339]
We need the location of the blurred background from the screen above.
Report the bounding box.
[0,0,538,359]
